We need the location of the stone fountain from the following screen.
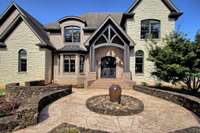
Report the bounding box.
[86,84,144,116]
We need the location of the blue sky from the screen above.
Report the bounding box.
[0,0,199,40]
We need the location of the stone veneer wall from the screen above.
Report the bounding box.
[53,53,86,87]
[0,20,51,86]
[0,84,72,133]
[135,86,200,117]
[126,0,176,84]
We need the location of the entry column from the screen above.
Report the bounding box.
[90,44,96,72]
[124,44,130,72]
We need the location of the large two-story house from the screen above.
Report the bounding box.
[0,0,182,88]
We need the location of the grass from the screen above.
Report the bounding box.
[0,89,5,96]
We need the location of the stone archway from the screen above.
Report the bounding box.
[95,46,124,79]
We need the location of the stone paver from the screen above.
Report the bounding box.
[15,89,200,133]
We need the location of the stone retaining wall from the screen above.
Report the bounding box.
[135,86,200,117]
[0,85,72,133]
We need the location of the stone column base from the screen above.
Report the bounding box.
[122,72,132,80]
[84,72,97,88]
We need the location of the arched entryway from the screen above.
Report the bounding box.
[86,19,133,80]
[101,56,116,78]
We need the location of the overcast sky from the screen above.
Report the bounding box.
[0,0,200,40]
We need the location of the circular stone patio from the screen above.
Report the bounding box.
[15,88,200,133]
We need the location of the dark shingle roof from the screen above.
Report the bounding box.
[44,13,124,30]
[44,22,60,30]
[58,45,87,52]
[81,13,123,28]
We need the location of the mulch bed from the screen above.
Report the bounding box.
[86,95,144,116]
[49,123,109,133]
[0,96,20,117]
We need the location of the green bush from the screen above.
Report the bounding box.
[141,82,148,86]
[148,32,200,92]
[155,82,162,88]
[0,89,5,96]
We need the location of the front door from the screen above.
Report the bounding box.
[101,56,116,78]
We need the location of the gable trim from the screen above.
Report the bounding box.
[127,0,182,19]
[0,2,55,50]
[84,16,135,48]
[0,2,16,25]
[0,14,21,41]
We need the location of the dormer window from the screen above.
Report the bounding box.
[141,19,160,39]
[64,26,80,43]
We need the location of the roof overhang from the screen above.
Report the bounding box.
[169,12,183,20]
[127,0,183,20]
[0,42,6,48]
[36,43,55,51]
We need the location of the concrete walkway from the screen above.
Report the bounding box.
[15,89,200,133]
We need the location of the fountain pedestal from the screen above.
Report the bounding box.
[109,85,122,104]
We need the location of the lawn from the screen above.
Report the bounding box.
[0,89,5,96]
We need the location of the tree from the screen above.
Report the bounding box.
[148,32,200,92]
[195,30,200,44]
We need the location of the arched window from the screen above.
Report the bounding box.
[64,26,80,42]
[135,50,144,74]
[141,19,160,39]
[18,49,27,72]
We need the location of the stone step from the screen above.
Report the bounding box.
[88,79,135,89]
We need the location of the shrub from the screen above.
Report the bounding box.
[148,32,200,92]
[155,82,162,88]
[141,82,148,86]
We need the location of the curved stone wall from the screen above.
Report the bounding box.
[0,85,72,133]
[135,86,200,117]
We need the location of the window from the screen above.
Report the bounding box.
[135,50,144,74]
[79,55,85,73]
[64,55,75,73]
[64,26,80,42]
[141,20,160,39]
[18,49,27,72]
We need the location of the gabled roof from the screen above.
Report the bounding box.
[0,2,55,50]
[44,13,134,31]
[81,13,123,28]
[127,0,182,19]
[84,15,135,47]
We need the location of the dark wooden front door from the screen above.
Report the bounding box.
[101,56,116,78]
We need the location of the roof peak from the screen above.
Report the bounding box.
[127,0,181,13]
